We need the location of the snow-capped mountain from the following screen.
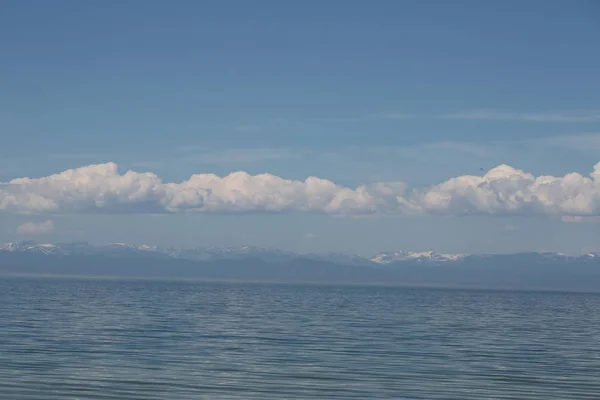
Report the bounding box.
[0,243,19,252]
[0,241,447,265]
[3,242,600,292]
[0,241,164,257]
[0,242,308,263]
[370,250,467,264]
[2,241,600,267]
[0,241,62,255]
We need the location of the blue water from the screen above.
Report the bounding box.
[1,277,599,399]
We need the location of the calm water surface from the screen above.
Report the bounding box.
[1,277,599,399]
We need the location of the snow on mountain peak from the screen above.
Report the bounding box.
[138,244,159,251]
[0,243,19,252]
[2,241,598,267]
[370,250,467,264]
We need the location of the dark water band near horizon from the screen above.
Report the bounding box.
[1,277,599,399]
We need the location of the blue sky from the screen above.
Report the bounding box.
[1,0,600,255]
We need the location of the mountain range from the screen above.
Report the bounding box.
[0,241,474,265]
[4,241,590,263]
[1,241,600,292]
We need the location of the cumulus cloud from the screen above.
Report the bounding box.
[17,220,54,235]
[5,162,600,217]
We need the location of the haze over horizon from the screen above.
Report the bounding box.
[2,1,600,256]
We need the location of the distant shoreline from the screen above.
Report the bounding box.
[2,271,599,295]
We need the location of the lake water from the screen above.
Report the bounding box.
[1,277,599,399]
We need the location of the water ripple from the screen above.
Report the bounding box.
[1,278,600,399]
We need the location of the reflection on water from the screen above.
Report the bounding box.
[1,277,599,399]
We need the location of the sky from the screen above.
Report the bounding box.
[1,0,600,256]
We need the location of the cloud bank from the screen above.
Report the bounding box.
[17,220,54,235]
[3,162,600,217]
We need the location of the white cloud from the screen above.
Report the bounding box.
[0,162,407,215]
[16,220,54,235]
[5,161,600,217]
